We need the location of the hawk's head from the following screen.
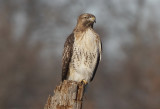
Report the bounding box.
[76,13,96,29]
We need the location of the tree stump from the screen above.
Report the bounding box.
[44,80,86,109]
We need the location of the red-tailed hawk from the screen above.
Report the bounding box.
[62,13,102,84]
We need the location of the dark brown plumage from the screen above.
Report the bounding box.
[62,33,74,81]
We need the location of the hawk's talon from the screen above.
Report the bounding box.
[81,80,88,85]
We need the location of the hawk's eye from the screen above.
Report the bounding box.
[83,16,87,19]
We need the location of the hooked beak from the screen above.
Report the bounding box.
[89,16,96,23]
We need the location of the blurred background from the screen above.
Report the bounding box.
[1,0,160,109]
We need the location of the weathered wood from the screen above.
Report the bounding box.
[44,80,86,109]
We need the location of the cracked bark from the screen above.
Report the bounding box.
[44,80,85,109]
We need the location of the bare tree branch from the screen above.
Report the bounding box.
[44,80,85,109]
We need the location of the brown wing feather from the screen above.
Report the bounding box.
[90,53,100,81]
[90,41,102,82]
[62,33,74,81]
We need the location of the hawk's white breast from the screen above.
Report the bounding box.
[68,28,99,82]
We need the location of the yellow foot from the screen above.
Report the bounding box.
[81,80,88,85]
